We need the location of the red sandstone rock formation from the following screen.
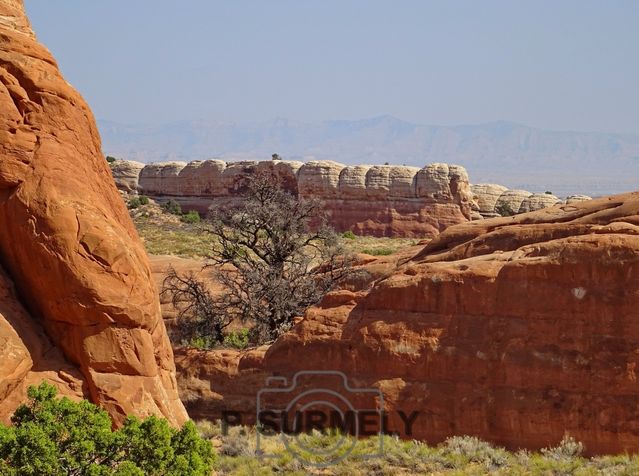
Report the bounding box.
[175,192,639,454]
[0,0,187,425]
[114,159,474,238]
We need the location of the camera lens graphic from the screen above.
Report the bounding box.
[281,389,358,466]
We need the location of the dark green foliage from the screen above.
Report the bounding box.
[139,195,150,205]
[128,197,142,209]
[545,190,553,195]
[163,199,182,215]
[106,156,117,163]
[181,210,201,224]
[341,230,357,240]
[0,382,214,475]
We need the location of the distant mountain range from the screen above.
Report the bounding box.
[98,116,639,196]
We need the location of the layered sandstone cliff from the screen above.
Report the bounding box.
[471,183,592,218]
[175,191,639,454]
[113,159,475,237]
[0,0,187,425]
[112,159,592,236]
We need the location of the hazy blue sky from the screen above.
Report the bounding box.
[25,0,639,134]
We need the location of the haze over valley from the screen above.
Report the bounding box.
[99,116,639,197]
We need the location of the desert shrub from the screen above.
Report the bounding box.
[181,210,201,224]
[341,230,357,240]
[106,155,116,163]
[360,247,394,256]
[541,434,584,460]
[441,435,508,469]
[128,197,142,209]
[186,335,218,350]
[139,195,150,205]
[0,382,214,475]
[223,328,250,349]
[163,171,351,346]
[545,190,553,195]
[495,202,516,217]
[163,199,182,215]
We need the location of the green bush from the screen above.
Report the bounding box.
[223,329,250,349]
[128,197,142,209]
[181,210,201,224]
[341,230,357,240]
[128,196,149,210]
[163,199,182,215]
[0,382,214,475]
[106,155,116,163]
[360,247,394,256]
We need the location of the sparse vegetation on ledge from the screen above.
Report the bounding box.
[127,196,421,259]
[197,422,639,476]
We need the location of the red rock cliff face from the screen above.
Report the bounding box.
[0,0,187,425]
[176,192,639,454]
[119,159,475,238]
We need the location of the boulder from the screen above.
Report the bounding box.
[139,161,188,195]
[365,165,392,199]
[566,194,593,205]
[519,193,562,213]
[0,0,187,426]
[298,161,345,198]
[109,159,145,193]
[388,166,419,198]
[415,163,453,199]
[177,159,226,196]
[494,189,532,216]
[338,165,371,199]
[471,184,509,218]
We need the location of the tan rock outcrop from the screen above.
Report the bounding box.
[389,166,420,198]
[0,0,187,425]
[109,159,145,193]
[177,159,226,196]
[518,192,562,213]
[338,165,371,198]
[175,191,639,455]
[298,160,345,198]
[128,159,473,237]
[138,161,188,196]
[471,183,509,218]
[566,194,593,205]
[494,189,532,216]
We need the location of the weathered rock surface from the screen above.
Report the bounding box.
[518,192,562,213]
[0,0,187,425]
[117,159,474,237]
[175,191,639,454]
[109,159,145,193]
[494,189,533,216]
[471,183,509,218]
[566,194,593,205]
[138,161,188,196]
